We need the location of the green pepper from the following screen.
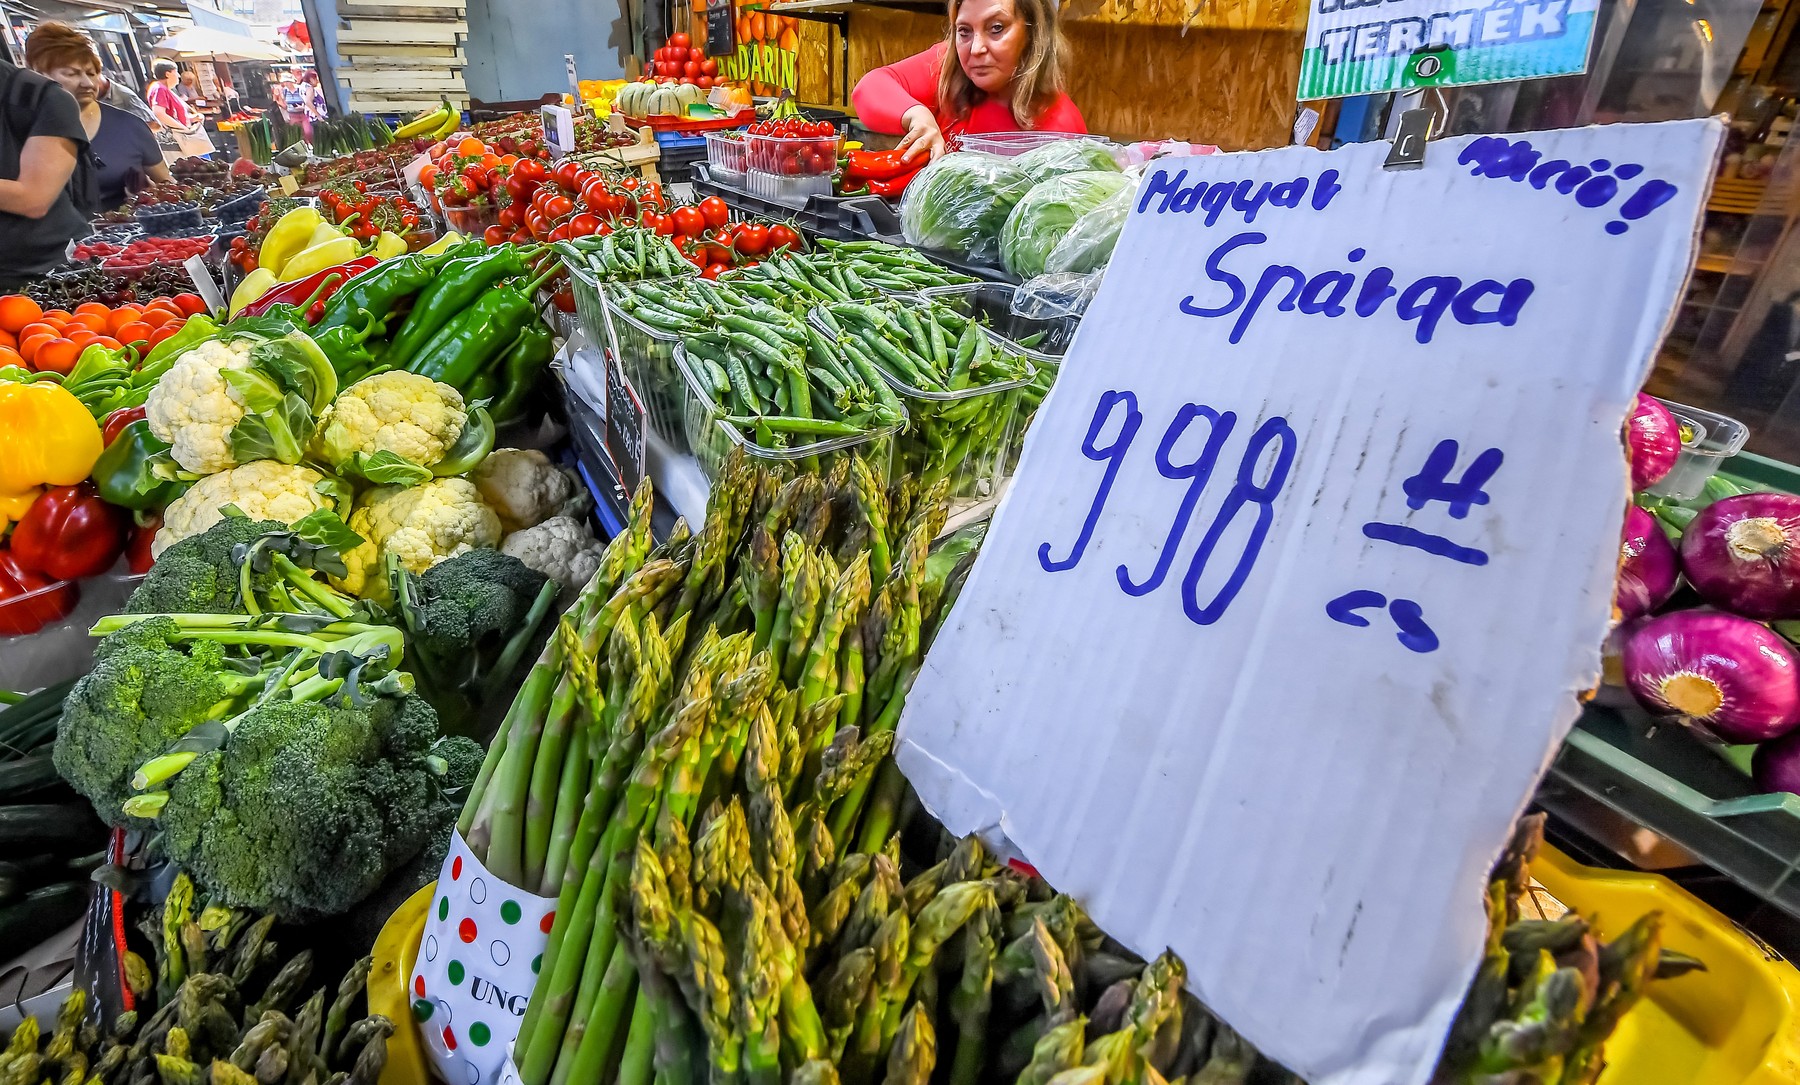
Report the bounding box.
[91,420,186,510]
[313,250,460,335]
[403,264,557,390]
[385,246,536,369]
[314,311,384,382]
[489,320,555,425]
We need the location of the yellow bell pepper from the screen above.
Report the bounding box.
[259,207,323,276]
[0,488,41,532]
[278,236,361,282]
[419,232,465,255]
[0,378,103,503]
[373,231,409,259]
[228,268,279,318]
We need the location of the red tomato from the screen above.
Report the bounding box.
[696,75,713,89]
[545,194,575,220]
[701,58,719,77]
[683,61,700,79]
[498,203,523,229]
[734,223,769,257]
[671,31,691,48]
[515,158,547,184]
[672,205,706,237]
[698,196,729,229]
[768,223,801,252]
[511,229,534,244]
[701,262,727,280]
[485,224,512,245]
[552,160,583,189]
[549,223,573,242]
[170,293,207,316]
[568,212,601,236]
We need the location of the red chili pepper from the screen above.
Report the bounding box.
[869,166,924,199]
[0,549,79,636]
[238,256,380,319]
[102,406,148,447]
[9,482,130,581]
[127,514,160,575]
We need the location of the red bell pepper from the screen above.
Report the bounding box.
[10,482,130,581]
[238,256,381,320]
[102,406,147,447]
[0,550,79,636]
[843,149,915,182]
[127,513,160,575]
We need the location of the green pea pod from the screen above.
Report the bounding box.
[91,420,185,510]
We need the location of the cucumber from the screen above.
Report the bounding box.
[0,803,104,849]
[0,753,62,799]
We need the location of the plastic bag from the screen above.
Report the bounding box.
[1014,271,1104,320]
[1011,137,1122,185]
[899,151,1033,266]
[1000,170,1134,279]
[1043,176,1136,276]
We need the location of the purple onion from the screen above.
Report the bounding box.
[1754,730,1800,795]
[1680,491,1800,620]
[1617,506,1679,620]
[1627,393,1681,492]
[1621,609,1800,742]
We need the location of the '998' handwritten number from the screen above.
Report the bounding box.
[1037,389,1297,626]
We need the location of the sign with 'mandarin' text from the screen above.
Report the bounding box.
[1297,0,1598,99]
[898,120,1721,1085]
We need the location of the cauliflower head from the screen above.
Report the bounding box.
[473,447,583,533]
[336,477,502,598]
[156,460,335,557]
[501,516,603,595]
[315,371,467,474]
[144,338,256,474]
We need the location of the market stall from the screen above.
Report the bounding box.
[4,38,1800,1085]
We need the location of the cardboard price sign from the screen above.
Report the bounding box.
[897,119,1721,1085]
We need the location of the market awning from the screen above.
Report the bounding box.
[152,25,286,62]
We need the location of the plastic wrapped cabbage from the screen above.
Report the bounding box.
[1000,170,1134,280]
[1012,138,1121,185]
[1044,175,1136,275]
[899,151,1034,265]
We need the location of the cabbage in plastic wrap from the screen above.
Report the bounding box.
[1000,170,1134,279]
[1011,137,1122,185]
[1044,176,1136,275]
[899,151,1034,266]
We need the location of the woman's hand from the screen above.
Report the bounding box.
[896,105,945,163]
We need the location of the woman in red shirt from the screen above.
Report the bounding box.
[852,0,1084,163]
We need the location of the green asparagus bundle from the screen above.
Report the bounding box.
[1433,815,1700,1085]
[0,872,394,1085]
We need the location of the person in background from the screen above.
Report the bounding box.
[103,71,156,126]
[146,59,202,141]
[279,72,309,139]
[300,70,327,133]
[0,54,91,286]
[852,0,1083,162]
[26,23,171,211]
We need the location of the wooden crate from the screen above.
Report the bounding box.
[335,0,470,114]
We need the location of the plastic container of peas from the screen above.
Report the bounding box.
[672,341,900,483]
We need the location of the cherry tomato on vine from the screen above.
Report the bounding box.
[698,196,730,229]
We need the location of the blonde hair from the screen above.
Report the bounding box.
[936,0,1067,128]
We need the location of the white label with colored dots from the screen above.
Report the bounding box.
[410,831,556,1085]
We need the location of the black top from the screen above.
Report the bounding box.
[90,102,161,210]
[0,62,92,281]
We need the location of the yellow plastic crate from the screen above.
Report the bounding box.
[370,881,435,1085]
[1533,845,1800,1084]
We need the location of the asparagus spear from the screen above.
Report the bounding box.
[883,1005,934,1085]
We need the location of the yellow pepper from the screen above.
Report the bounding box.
[0,378,103,503]
[278,236,361,282]
[228,267,279,318]
[258,206,323,276]
[373,231,409,259]
[0,488,41,532]
[306,221,345,248]
[419,232,464,255]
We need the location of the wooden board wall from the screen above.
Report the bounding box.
[832,5,1300,150]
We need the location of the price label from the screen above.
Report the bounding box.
[182,255,226,317]
[278,174,298,195]
[899,119,1723,1085]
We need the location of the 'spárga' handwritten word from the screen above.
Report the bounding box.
[1178,234,1534,345]
[1313,0,1573,65]
[1138,168,1344,226]
[1458,136,1680,234]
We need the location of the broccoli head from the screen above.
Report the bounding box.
[54,617,266,827]
[411,549,551,660]
[126,517,287,614]
[157,691,462,920]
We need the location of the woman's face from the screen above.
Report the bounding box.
[954,0,1028,96]
[43,59,101,105]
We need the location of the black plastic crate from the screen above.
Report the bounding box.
[691,162,898,241]
[658,132,709,185]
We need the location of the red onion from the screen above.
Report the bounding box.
[1680,492,1800,620]
[1627,393,1681,492]
[1617,506,1679,620]
[1621,609,1800,742]
[1753,730,1800,795]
